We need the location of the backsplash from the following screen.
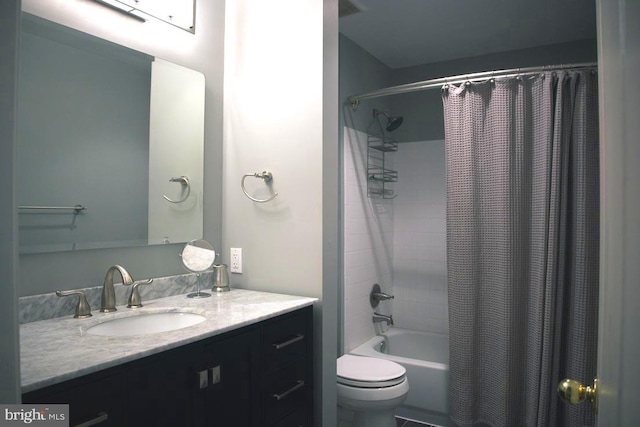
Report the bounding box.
[19,272,211,324]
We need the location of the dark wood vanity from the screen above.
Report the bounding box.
[23,306,313,427]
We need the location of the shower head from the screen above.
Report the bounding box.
[373,109,404,132]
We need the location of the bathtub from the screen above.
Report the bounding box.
[350,328,451,426]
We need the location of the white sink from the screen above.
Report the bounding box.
[86,312,206,337]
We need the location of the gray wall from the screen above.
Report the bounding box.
[221,1,339,423]
[339,34,393,136]
[18,0,225,296]
[323,0,340,423]
[18,16,151,253]
[0,0,21,405]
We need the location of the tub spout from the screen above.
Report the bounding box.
[373,312,394,326]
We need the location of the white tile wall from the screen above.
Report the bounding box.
[343,131,449,352]
[392,140,448,334]
[343,127,394,352]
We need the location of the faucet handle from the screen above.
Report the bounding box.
[56,290,92,318]
[369,284,394,308]
[126,279,153,308]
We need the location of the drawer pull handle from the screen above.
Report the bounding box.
[272,380,305,401]
[74,411,108,427]
[273,334,304,350]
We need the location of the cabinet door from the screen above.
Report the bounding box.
[202,329,261,427]
[22,371,124,427]
[125,343,203,427]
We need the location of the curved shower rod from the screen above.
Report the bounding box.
[347,62,598,110]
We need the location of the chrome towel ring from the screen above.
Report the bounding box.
[163,176,191,203]
[241,171,278,203]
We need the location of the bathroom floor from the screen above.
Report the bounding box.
[395,417,438,427]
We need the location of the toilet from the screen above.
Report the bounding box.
[337,354,409,427]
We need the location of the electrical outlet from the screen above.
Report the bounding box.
[230,248,242,273]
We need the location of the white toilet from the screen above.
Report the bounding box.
[337,354,409,427]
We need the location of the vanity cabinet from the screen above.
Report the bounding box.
[23,306,313,427]
[262,308,313,426]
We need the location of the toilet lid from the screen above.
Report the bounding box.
[337,355,406,388]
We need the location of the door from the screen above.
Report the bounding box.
[594,0,640,424]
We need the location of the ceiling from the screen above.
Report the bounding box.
[339,0,597,69]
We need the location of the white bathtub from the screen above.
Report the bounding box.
[350,328,451,426]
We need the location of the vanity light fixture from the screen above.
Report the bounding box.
[90,0,196,33]
[90,0,147,22]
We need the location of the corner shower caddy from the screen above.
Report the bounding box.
[366,120,398,199]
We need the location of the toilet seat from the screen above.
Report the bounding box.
[337,354,406,388]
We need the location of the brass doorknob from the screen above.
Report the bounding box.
[557,378,598,413]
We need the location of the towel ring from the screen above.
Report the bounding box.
[163,176,191,203]
[241,171,278,203]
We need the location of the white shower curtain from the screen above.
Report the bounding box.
[443,70,599,427]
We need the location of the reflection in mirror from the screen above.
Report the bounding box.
[17,14,205,254]
[181,239,216,299]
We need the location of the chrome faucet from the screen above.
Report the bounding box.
[100,265,133,312]
[372,312,394,326]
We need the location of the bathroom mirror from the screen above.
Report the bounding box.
[181,239,216,298]
[17,13,205,254]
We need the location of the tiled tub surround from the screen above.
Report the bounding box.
[343,128,448,351]
[343,126,394,352]
[20,286,316,393]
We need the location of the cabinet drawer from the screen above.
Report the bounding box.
[263,309,309,372]
[263,361,308,426]
[23,372,123,427]
[270,406,308,427]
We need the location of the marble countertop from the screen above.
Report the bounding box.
[20,289,316,393]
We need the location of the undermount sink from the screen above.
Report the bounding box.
[86,312,206,337]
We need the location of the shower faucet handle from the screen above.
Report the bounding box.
[369,283,394,308]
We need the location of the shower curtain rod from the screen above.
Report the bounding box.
[347,62,597,110]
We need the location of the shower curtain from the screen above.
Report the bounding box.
[443,70,599,427]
